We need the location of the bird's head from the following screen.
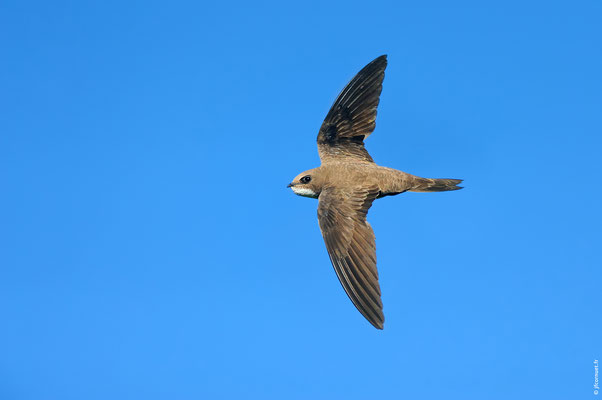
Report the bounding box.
[288,169,322,198]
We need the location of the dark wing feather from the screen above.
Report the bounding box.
[317,55,387,164]
[317,187,384,329]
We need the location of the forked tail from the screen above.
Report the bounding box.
[410,177,464,192]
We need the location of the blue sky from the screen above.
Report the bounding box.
[1,1,601,399]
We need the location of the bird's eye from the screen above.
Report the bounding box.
[300,175,312,184]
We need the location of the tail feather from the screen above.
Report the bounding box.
[410,177,463,192]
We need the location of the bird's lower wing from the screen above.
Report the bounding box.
[317,187,384,329]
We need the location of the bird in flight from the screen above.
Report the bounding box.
[288,55,463,329]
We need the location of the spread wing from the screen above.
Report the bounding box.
[317,55,387,164]
[317,187,384,329]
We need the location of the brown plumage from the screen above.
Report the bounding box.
[288,55,463,329]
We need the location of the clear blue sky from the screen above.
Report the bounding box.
[1,1,600,399]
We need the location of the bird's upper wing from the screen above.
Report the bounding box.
[316,55,387,164]
[317,186,384,329]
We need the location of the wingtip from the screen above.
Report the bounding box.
[365,55,387,68]
[374,54,387,64]
[369,315,385,330]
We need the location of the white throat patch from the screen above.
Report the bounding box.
[291,186,318,198]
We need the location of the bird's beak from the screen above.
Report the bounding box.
[287,183,294,188]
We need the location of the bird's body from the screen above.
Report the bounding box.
[288,55,462,329]
[291,162,462,199]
